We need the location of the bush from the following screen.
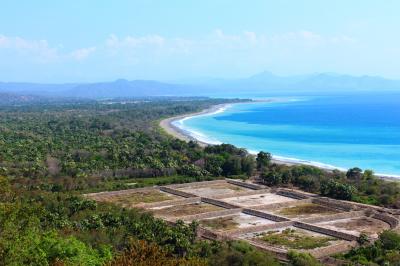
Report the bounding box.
[209,241,279,266]
[287,251,322,266]
[379,230,400,250]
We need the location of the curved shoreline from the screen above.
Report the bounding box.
[159,103,231,147]
[159,103,400,181]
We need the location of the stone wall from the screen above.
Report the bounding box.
[372,212,399,229]
[276,189,310,200]
[294,222,359,241]
[243,208,290,222]
[165,179,225,189]
[137,197,201,209]
[159,186,198,198]
[312,197,354,211]
[197,227,225,240]
[226,178,266,190]
[201,197,241,209]
[244,239,288,259]
[181,208,242,222]
[308,241,357,258]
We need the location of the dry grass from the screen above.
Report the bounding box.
[200,216,239,230]
[331,217,389,233]
[278,203,338,217]
[153,203,221,217]
[105,191,174,205]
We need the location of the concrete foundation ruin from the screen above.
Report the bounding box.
[85,179,400,259]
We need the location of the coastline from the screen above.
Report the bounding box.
[159,103,231,147]
[159,102,400,181]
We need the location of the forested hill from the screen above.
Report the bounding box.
[0,92,45,104]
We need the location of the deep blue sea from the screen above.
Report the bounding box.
[175,93,400,176]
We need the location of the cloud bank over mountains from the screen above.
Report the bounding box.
[1,71,400,101]
[0,29,372,82]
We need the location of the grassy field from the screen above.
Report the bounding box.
[257,228,335,250]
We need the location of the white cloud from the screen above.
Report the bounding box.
[0,30,357,70]
[0,34,59,62]
[70,46,96,60]
[106,34,165,49]
[0,34,96,63]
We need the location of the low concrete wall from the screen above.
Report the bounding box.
[294,222,359,241]
[372,212,399,229]
[308,241,357,258]
[201,197,241,209]
[243,209,290,222]
[197,227,226,240]
[299,210,365,224]
[159,186,198,198]
[312,197,354,211]
[276,189,310,200]
[226,179,266,190]
[210,189,271,200]
[181,208,242,222]
[165,179,225,189]
[245,239,288,258]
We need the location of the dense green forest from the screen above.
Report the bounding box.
[1,98,400,265]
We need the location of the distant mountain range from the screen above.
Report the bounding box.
[1,72,400,100]
[0,93,45,105]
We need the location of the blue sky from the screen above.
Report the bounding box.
[1,0,400,82]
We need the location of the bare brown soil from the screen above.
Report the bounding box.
[278,203,338,217]
[152,202,222,217]
[200,216,240,231]
[90,190,177,206]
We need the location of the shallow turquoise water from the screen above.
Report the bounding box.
[176,93,400,176]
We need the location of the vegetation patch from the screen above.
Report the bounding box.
[257,228,335,250]
[277,203,337,217]
[200,216,239,231]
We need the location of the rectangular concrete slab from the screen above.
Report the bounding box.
[151,202,223,218]
[87,189,182,207]
[199,212,276,231]
[315,217,390,238]
[266,203,341,219]
[243,226,342,251]
[223,193,297,207]
[177,182,250,197]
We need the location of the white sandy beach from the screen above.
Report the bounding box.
[159,103,232,147]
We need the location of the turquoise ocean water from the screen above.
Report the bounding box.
[174,93,400,176]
